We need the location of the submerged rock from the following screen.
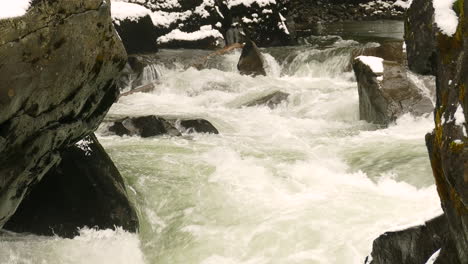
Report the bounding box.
[175,119,219,134]
[237,40,266,76]
[404,0,436,75]
[108,116,181,137]
[106,116,220,137]
[243,91,290,109]
[353,56,434,126]
[3,134,138,238]
[0,0,126,228]
[367,215,459,264]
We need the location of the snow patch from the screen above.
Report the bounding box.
[433,0,459,36]
[394,0,413,9]
[424,249,441,264]
[157,25,223,44]
[76,138,93,156]
[226,0,276,8]
[0,0,31,20]
[454,104,465,125]
[111,1,152,25]
[356,56,384,74]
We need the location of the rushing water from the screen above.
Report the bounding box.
[0,22,442,264]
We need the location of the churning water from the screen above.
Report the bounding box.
[0,24,442,264]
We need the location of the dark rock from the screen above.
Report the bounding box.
[0,0,126,228]
[355,41,406,65]
[353,57,434,126]
[424,3,468,262]
[108,116,181,137]
[244,91,290,109]
[367,215,459,264]
[176,119,219,134]
[113,15,159,55]
[3,134,138,238]
[237,40,266,76]
[404,0,437,75]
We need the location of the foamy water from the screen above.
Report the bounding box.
[0,35,441,264]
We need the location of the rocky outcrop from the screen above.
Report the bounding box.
[114,15,159,54]
[425,1,468,261]
[404,0,436,75]
[238,40,266,76]
[0,0,126,228]
[3,134,138,238]
[368,1,468,263]
[367,215,460,264]
[106,115,219,137]
[353,56,434,126]
[243,91,290,109]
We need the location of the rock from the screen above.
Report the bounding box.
[3,134,138,238]
[425,4,468,262]
[113,15,159,55]
[367,215,460,264]
[354,41,406,65]
[175,119,219,134]
[0,0,126,228]
[404,0,437,75]
[237,40,266,76]
[108,116,181,137]
[243,91,290,109]
[353,56,434,126]
[117,55,161,91]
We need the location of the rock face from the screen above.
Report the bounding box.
[114,15,159,54]
[353,57,433,126]
[367,215,459,264]
[0,0,126,228]
[3,134,138,238]
[404,0,436,75]
[238,40,267,76]
[425,1,468,262]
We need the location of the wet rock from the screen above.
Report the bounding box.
[0,0,126,228]
[237,40,266,76]
[424,6,468,262]
[367,215,459,264]
[243,91,290,109]
[113,15,159,55]
[355,41,406,65]
[404,0,436,75]
[3,134,138,238]
[175,119,219,134]
[108,116,181,137]
[353,57,434,126]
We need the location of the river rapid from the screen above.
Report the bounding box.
[0,21,442,264]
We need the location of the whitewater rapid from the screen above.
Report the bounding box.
[0,34,441,264]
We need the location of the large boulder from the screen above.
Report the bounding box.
[404,0,437,75]
[3,134,138,238]
[367,215,459,264]
[0,0,126,228]
[425,1,468,262]
[237,40,267,76]
[353,56,434,126]
[113,14,159,54]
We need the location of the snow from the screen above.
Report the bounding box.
[394,0,413,9]
[76,138,93,156]
[226,0,276,8]
[454,104,465,125]
[424,249,441,264]
[0,0,31,20]
[111,1,152,25]
[157,25,223,44]
[433,0,459,36]
[356,56,384,74]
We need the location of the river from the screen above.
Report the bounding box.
[0,21,442,264]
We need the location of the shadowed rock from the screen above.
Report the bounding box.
[108,116,181,137]
[3,134,138,238]
[237,40,266,76]
[113,15,159,55]
[0,0,126,228]
[176,119,219,134]
[367,215,460,264]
